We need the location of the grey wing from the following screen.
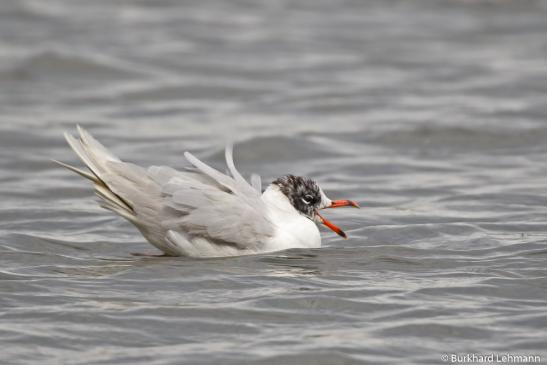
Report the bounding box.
[57,126,271,257]
[148,146,274,256]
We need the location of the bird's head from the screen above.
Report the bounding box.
[272,175,359,238]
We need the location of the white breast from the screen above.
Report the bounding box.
[261,185,322,252]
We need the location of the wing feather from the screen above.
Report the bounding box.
[183,151,236,191]
[155,147,275,252]
[224,144,258,198]
[60,127,274,257]
[251,174,262,193]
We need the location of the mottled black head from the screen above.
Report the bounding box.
[273,174,323,217]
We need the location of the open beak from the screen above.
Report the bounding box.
[327,199,360,209]
[316,199,359,239]
[316,212,347,239]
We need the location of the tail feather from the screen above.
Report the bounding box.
[57,127,181,256]
[98,198,139,224]
[94,184,131,212]
[56,127,134,216]
[77,125,121,164]
[52,159,99,183]
[63,132,102,178]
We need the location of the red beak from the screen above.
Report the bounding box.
[316,212,347,239]
[327,199,360,208]
[316,199,359,239]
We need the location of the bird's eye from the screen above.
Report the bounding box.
[301,194,314,205]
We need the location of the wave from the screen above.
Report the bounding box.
[0,50,142,81]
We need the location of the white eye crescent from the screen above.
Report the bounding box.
[301,194,314,205]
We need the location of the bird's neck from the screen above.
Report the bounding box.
[261,184,321,249]
[262,184,299,215]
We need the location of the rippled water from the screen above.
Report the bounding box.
[2,0,547,364]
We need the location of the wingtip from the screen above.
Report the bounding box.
[76,124,91,143]
[183,151,199,166]
[224,142,235,166]
[63,131,73,142]
[51,158,99,182]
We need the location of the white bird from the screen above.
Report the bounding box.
[54,127,359,258]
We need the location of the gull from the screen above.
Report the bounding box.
[54,127,359,258]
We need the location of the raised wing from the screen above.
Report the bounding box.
[150,146,274,255]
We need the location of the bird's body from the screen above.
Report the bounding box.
[261,185,322,251]
[56,127,357,258]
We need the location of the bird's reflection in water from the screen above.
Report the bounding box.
[51,257,136,278]
[259,249,322,277]
[48,249,324,279]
